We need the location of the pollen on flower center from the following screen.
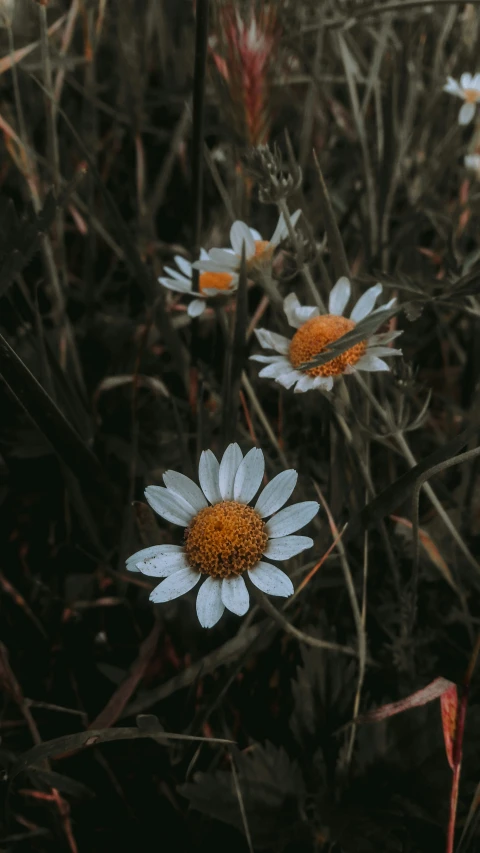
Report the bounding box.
[464,88,480,104]
[184,501,268,579]
[289,315,367,377]
[251,240,274,264]
[199,271,234,293]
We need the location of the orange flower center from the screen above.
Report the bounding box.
[289,315,367,377]
[464,88,480,104]
[184,501,268,579]
[199,271,234,294]
[248,239,274,267]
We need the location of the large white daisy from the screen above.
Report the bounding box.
[159,249,238,318]
[192,210,302,277]
[250,277,402,393]
[127,444,319,628]
[444,73,480,125]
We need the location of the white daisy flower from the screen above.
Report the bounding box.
[158,249,238,318]
[444,73,480,125]
[192,210,302,277]
[465,153,480,173]
[250,277,402,393]
[127,444,319,628]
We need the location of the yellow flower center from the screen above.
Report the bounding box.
[464,89,480,104]
[289,315,367,377]
[184,501,268,579]
[199,271,234,294]
[247,239,274,268]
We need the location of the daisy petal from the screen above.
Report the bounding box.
[174,256,192,277]
[328,276,351,315]
[254,328,291,354]
[459,101,476,125]
[192,259,230,273]
[350,284,382,322]
[188,299,206,318]
[263,535,313,560]
[149,567,200,603]
[136,548,189,576]
[219,443,243,500]
[208,248,241,269]
[163,266,191,283]
[276,369,301,389]
[365,345,402,358]
[472,73,480,90]
[158,276,192,294]
[126,544,182,573]
[444,77,463,97]
[369,330,403,345]
[294,374,316,393]
[355,354,390,372]
[270,208,301,246]
[221,575,250,616]
[199,449,222,504]
[266,501,320,538]
[313,375,334,390]
[248,562,294,597]
[250,227,262,240]
[196,577,225,628]
[461,72,473,90]
[283,292,319,328]
[234,447,265,503]
[230,221,255,257]
[255,469,298,517]
[250,354,288,364]
[163,471,208,512]
[145,486,196,526]
[258,360,292,379]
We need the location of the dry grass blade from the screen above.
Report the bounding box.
[312,149,350,279]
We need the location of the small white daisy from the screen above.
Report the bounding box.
[192,210,302,277]
[127,444,319,628]
[250,277,402,393]
[465,153,480,173]
[159,249,238,318]
[444,73,480,125]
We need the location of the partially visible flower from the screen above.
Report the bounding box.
[127,443,319,628]
[465,153,480,173]
[444,73,480,125]
[193,210,301,277]
[251,278,402,393]
[159,250,238,318]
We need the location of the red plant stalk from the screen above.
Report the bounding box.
[209,2,279,146]
[444,633,480,853]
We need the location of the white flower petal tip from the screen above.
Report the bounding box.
[459,101,476,126]
[255,469,298,517]
[145,485,197,526]
[283,292,319,329]
[328,277,351,315]
[187,299,206,318]
[263,535,313,560]
[254,328,290,354]
[221,576,250,616]
[199,449,222,505]
[266,501,320,538]
[248,562,294,597]
[350,284,383,322]
[234,447,265,503]
[196,577,225,628]
[219,443,244,500]
[355,354,391,372]
[128,545,188,577]
[149,567,201,603]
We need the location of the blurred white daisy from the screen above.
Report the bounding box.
[159,249,238,318]
[251,277,402,393]
[444,73,480,125]
[192,210,302,277]
[127,444,319,628]
[465,153,480,173]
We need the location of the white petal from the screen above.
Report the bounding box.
[270,209,302,246]
[230,221,255,257]
[459,101,476,125]
[365,345,402,358]
[263,535,313,560]
[192,259,231,273]
[126,545,182,573]
[472,73,480,90]
[233,447,265,503]
[208,248,241,269]
[163,266,191,283]
[145,486,196,526]
[461,72,473,90]
[195,577,225,627]
[249,227,262,240]
[149,567,201,603]
[369,330,403,345]
[254,328,291,354]
[200,248,209,260]
[313,375,334,391]
[248,562,294,597]
[328,276,351,315]
[198,449,222,504]
[163,470,208,512]
[158,276,193,294]
[368,297,397,317]
[283,292,319,328]
[356,354,390,372]
[221,575,250,616]
[350,284,383,321]
[218,443,243,500]
[444,77,463,97]
[255,469,298,518]
[188,299,206,318]
[266,501,320,538]
[258,360,292,379]
[276,369,301,389]
[136,548,189,576]
[174,256,193,277]
[294,374,316,393]
[250,354,288,364]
